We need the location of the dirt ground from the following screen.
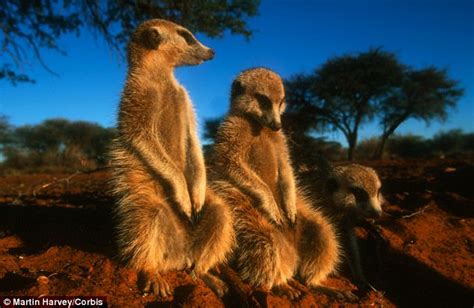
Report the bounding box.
[0,159,473,307]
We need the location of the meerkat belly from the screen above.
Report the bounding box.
[155,101,187,171]
[248,140,279,198]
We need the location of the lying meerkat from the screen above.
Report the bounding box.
[299,159,384,293]
[208,68,352,300]
[109,19,234,298]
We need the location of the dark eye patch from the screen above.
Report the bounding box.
[350,187,369,203]
[326,177,339,193]
[177,30,197,45]
[255,93,272,109]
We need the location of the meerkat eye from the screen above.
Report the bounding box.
[349,187,369,203]
[279,96,286,108]
[255,93,272,109]
[177,29,197,45]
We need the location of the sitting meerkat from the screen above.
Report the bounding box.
[208,68,352,300]
[109,19,234,298]
[299,159,384,293]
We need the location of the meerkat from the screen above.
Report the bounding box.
[208,68,351,300]
[109,19,234,298]
[299,160,384,293]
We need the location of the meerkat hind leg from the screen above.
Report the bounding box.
[139,270,172,298]
[200,272,229,298]
[190,191,234,297]
[128,201,188,298]
[295,206,358,302]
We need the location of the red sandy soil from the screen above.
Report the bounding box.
[0,159,473,307]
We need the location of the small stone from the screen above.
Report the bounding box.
[37,275,49,285]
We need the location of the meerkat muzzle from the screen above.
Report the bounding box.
[269,121,282,131]
[205,48,215,60]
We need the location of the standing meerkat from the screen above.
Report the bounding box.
[109,19,234,298]
[299,161,384,293]
[208,68,349,300]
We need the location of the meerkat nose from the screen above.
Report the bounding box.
[372,208,383,218]
[208,48,215,59]
[269,122,282,131]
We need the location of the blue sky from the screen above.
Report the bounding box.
[0,0,473,145]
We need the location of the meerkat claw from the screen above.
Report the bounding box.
[273,283,302,300]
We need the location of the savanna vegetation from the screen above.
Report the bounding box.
[1,114,472,174]
[0,117,116,173]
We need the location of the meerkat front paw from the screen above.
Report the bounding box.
[176,194,193,220]
[190,183,206,214]
[271,213,285,227]
[174,180,193,220]
[282,199,297,226]
[262,195,284,226]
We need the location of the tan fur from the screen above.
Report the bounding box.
[300,161,383,292]
[208,68,340,298]
[109,19,234,297]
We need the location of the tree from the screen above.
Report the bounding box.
[283,74,321,139]
[1,118,117,171]
[385,134,429,158]
[14,119,70,154]
[203,117,224,143]
[431,129,474,156]
[285,48,404,160]
[1,0,260,85]
[0,115,12,146]
[373,67,463,159]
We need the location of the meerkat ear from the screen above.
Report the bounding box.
[326,177,339,193]
[142,27,162,49]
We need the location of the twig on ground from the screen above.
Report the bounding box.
[31,171,81,197]
[401,204,431,219]
[28,166,111,197]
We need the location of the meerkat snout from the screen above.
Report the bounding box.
[204,48,215,60]
[266,112,282,131]
[361,196,383,219]
[368,195,383,218]
[269,121,281,131]
[174,27,215,64]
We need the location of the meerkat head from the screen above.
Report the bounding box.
[230,68,286,131]
[327,164,383,219]
[128,19,214,68]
